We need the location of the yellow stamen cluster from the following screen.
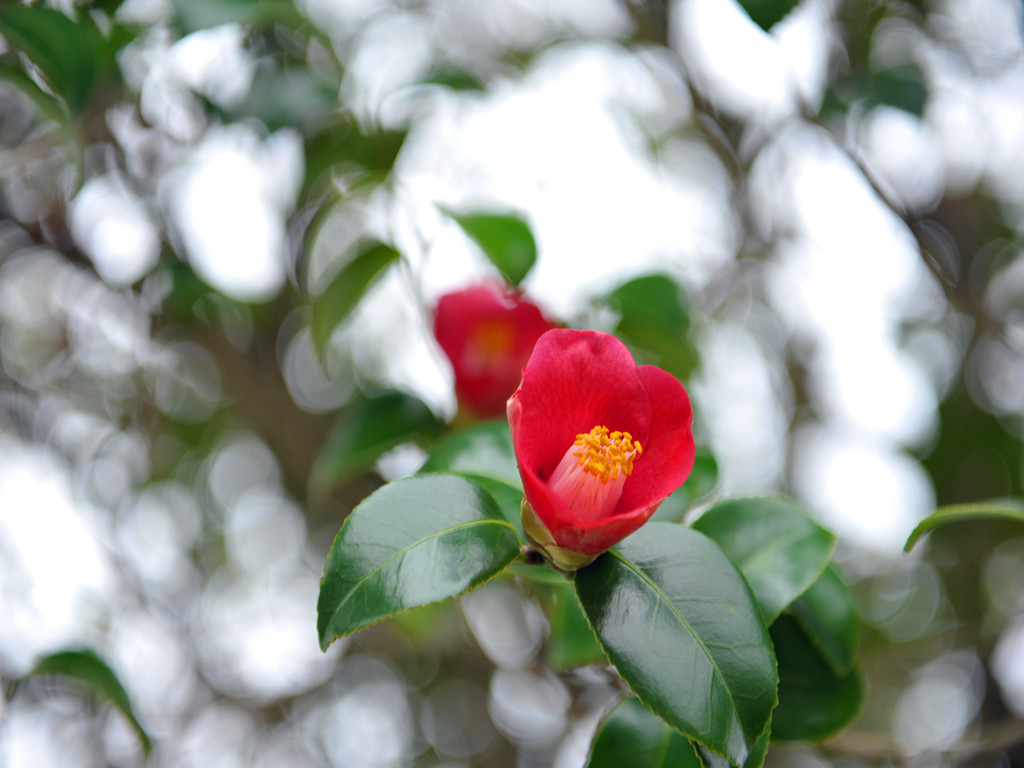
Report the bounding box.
[571,426,642,484]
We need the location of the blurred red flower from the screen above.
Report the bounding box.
[434,283,555,417]
[507,329,695,570]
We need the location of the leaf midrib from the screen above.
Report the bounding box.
[325,517,515,631]
[607,550,745,740]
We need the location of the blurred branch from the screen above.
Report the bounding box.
[823,716,1024,767]
[624,0,1011,352]
[802,107,1007,342]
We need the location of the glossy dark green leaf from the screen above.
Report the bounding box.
[310,240,400,360]
[790,563,858,677]
[587,697,701,768]
[457,474,522,531]
[32,648,151,756]
[692,497,835,623]
[418,420,520,486]
[651,447,718,523]
[543,583,605,671]
[695,723,771,768]
[770,615,863,742]
[904,499,1024,552]
[575,524,777,767]
[0,6,100,114]
[317,474,521,649]
[311,391,442,491]
[736,0,800,31]
[444,210,537,287]
[606,274,698,381]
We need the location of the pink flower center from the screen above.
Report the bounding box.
[548,426,642,521]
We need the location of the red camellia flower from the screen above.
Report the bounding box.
[434,283,555,417]
[507,329,695,571]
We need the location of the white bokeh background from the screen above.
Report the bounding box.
[2,0,1024,765]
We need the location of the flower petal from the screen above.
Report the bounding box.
[512,357,695,557]
[508,329,652,481]
[616,365,695,514]
[434,283,553,416]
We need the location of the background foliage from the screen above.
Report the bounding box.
[1,0,1024,766]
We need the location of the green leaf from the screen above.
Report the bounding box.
[543,583,606,671]
[172,0,305,33]
[650,447,718,523]
[32,648,151,756]
[232,65,338,132]
[317,474,521,649]
[736,0,800,31]
[770,615,864,742]
[0,62,70,125]
[311,391,442,491]
[606,274,698,381]
[575,524,777,767]
[444,210,537,287]
[303,119,407,195]
[871,64,928,118]
[695,724,771,768]
[419,67,484,92]
[417,421,524,532]
[457,474,522,530]
[418,420,520,487]
[310,240,400,361]
[790,563,859,677]
[692,497,836,623]
[904,499,1024,552]
[0,6,100,114]
[587,697,702,768]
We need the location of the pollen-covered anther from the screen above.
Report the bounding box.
[572,426,642,482]
[548,425,643,521]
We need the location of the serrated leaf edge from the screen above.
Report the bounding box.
[575,548,778,768]
[318,515,518,649]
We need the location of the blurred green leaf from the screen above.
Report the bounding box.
[317,474,520,648]
[419,67,484,91]
[0,62,70,125]
[310,240,400,361]
[0,5,100,114]
[587,697,701,768]
[232,65,338,132]
[418,420,520,486]
[444,210,537,287]
[32,648,151,756]
[870,64,927,118]
[575,524,777,768]
[736,0,799,31]
[650,447,718,522]
[904,499,1024,552]
[543,583,605,671]
[304,120,407,194]
[311,391,442,491]
[770,615,864,742]
[692,497,836,623]
[172,0,305,33]
[790,563,859,677]
[605,274,698,381]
